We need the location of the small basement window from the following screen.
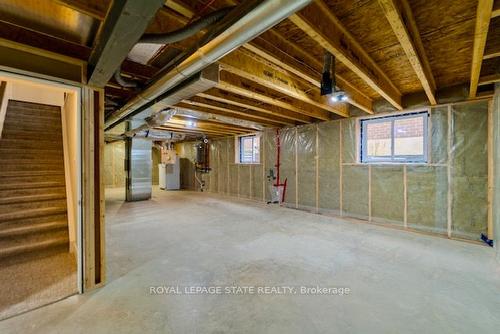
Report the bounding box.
[238,135,260,164]
[360,111,428,163]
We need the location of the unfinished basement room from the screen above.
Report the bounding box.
[0,0,499,333]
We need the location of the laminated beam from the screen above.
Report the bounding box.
[289,0,402,110]
[176,102,289,127]
[244,35,373,114]
[219,49,348,117]
[378,0,437,105]
[197,89,312,123]
[87,0,164,87]
[157,124,237,136]
[218,72,333,121]
[469,0,494,98]
[168,118,250,133]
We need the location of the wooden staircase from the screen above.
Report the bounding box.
[0,100,69,262]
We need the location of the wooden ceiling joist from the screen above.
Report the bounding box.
[176,101,288,127]
[219,50,348,117]
[157,123,237,136]
[218,73,332,121]
[54,0,109,20]
[197,90,312,124]
[378,0,437,105]
[469,0,494,98]
[492,0,500,17]
[186,96,300,125]
[244,33,373,114]
[289,0,403,110]
[155,126,226,137]
[478,73,500,85]
[168,118,250,134]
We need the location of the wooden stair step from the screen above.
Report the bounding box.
[0,138,63,149]
[0,151,63,160]
[2,119,61,131]
[0,193,66,205]
[6,104,61,115]
[1,129,63,141]
[4,116,62,129]
[0,170,65,178]
[9,100,61,111]
[0,181,65,191]
[0,231,68,259]
[0,198,67,213]
[0,213,67,227]
[0,163,64,172]
[0,220,67,238]
[0,187,66,199]
[0,158,65,165]
[0,206,67,223]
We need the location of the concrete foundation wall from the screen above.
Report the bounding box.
[176,100,491,242]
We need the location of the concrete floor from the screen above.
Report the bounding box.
[0,187,499,333]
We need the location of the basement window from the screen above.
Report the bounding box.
[238,135,260,164]
[360,111,428,163]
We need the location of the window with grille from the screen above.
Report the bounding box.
[360,112,428,163]
[239,135,260,164]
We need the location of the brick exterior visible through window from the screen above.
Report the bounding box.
[361,112,428,163]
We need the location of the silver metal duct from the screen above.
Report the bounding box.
[125,120,152,201]
[113,63,220,137]
[105,0,311,129]
[139,7,234,44]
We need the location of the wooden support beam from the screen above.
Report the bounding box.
[470,0,494,98]
[197,89,312,124]
[54,0,110,20]
[218,72,333,121]
[164,0,195,19]
[244,35,373,114]
[173,115,257,131]
[378,0,437,105]
[492,0,500,17]
[219,49,348,117]
[176,101,289,127]
[188,96,299,125]
[479,73,500,86]
[157,124,235,136]
[168,118,250,133]
[289,0,402,110]
[87,0,164,87]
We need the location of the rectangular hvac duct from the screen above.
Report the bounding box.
[125,119,153,202]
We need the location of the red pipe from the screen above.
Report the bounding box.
[274,128,280,187]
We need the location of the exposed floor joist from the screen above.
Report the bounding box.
[244,33,373,114]
[469,0,494,98]
[378,0,437,105]
[478,73,500,85]
[53,0,109,20]
[219,49,348,117]
[187,96,301,126]
[218,73,333,121]
[176,101,289,127]
[197,90,312,124]
[87,0,164,87]
[289,0,403,110]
